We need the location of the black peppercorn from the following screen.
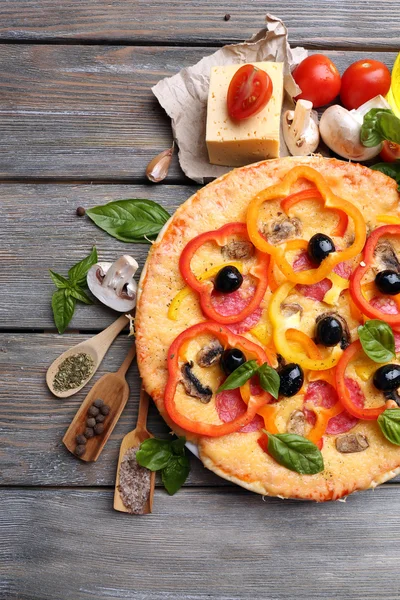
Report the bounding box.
[88,406,100,417]
[86,417,96,428]
[75,445,86,456]
[224,13,231,21]
[76,206,86,217]
[95,414,105,423]
[94,423,104,435]
[100,404,110,415]
[84,427,94,438]
[93,398,104,408]
[75,434,87,445]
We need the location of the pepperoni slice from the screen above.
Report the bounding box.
[394,331,400,353]
[333,260,352,279]
[293,251,314,272]
[227,307,262,334]
[211,282,262,332]
[215,388,264,433]
[304,380,338,425]
[370,296,400,315]
[293,251,332,301]
[326,378,364,435]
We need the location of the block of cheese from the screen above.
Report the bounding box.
[206,62,284,167]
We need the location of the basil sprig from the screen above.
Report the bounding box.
[361,109,400,147]
[378,409,400,446]
[86,198,170,244]
[216,360,280,399]
[264,430,324,475]
[358,319,395,363]
[49,247,97,334]
[136,436,190,495]
[371,163,400,192]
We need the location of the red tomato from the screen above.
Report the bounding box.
[380,141,400,162]
[340,59,391,110]
[292,54,341,108]
[227,65,273,120]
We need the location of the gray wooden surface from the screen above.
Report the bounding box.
[1,2,400,599]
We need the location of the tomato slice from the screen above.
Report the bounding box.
[227,65,273,120]
[380,141,400,163]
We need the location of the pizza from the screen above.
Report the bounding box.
[135,155,400,501]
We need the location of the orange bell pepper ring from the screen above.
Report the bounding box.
[247,166,366,285]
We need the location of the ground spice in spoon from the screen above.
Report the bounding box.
[53,353,94,392]
[118,446,151,514]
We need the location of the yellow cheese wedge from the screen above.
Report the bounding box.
[206,62,284,167]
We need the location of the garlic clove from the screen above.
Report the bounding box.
[146,143,174,183]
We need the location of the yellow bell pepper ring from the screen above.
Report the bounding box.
[246,166,367,285]
[268,281,342,371]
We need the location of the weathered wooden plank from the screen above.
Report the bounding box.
[0,183,198,330]
[0,46,397,180]
[1,486,400,600]
[0,1,398,49]
[0,333,224,486]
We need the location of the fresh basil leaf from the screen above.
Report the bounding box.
[361,108,395,147]
[216,360,259,393]
[358,319,395,363]
[161,455,190,495]
[257,363,280,399]
[136,438,172,471]
[51,289,76,334]
[378,409,400,445]
[49,270,71,290]
[371,162,400,192]
[69,287,93,305]
[86,199,170,244]
[170,436,186,456]
[377,112,400,145]
[68,246,98,285]
[264,431,324,475]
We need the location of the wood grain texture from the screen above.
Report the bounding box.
[0,46,397,180]
[0,183,198,329]
[2,486,400,600]
[0,1,398,49]
[0,332,224,486]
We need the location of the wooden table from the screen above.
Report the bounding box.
[1,2,399,599]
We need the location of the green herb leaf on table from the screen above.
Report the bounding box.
[51,289,76,335]
[216,360,259,393]
[257,363,280,399]
[378,409,400,445]
[136,436,190,495]
[49,270,71,290]
[371,163,400,192]
[86,199,170,244]
[162,455,191,496]
[358,319,395,363]
[264,431,324,475]
[68,246,98,285]
[69,287,93,305]
[361,109,399,147]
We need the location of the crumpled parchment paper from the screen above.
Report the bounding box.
[152,14,308,184]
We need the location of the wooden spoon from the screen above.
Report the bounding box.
[47,314,129,398]
[62,342,136,462]
[114,386,156,514]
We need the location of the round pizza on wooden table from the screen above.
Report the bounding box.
[136,155,400,502]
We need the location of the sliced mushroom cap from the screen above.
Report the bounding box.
[281,302,303,318]
[87,255,139,312]
[287,410,306,436]
[196,339,224,368]
[335,433,369,453]
[283,99,319,157]
[222,240,254,260]
[316,312,350,350]
[180,362,212,403]
[263,216,302,245]
[373,240,400,273]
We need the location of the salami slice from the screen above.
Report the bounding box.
[293,251,332,301]
[304,380,338,426]
[326,378,364,435]
[211,281,262,332]
[215,388,263,433]
[333,260,352,279]
[227,307,262,334]
[394,331,400,353]
[370,296,400,315]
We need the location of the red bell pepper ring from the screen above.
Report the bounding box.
[335,340,389,420]
[350,224,400,326]
[179,222,269,324]
[164,321,272,437]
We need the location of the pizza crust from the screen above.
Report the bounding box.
[136,156,400,501]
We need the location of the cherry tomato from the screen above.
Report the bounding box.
[292,54,341,108]
[227,65,273,120]
[340,59,391,110]
[380,141,400,163]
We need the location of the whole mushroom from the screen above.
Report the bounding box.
[283,99,320,156]
[87,255,139,312]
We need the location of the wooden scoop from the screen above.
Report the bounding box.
[62,342,136,462]
[114,386,156,514]
[47,314,129,398]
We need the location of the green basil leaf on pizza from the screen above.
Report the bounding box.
[257,363,280,399]
[378,409,400,445]
[216,360,259,393]
[358,319,395,363]
[264,431,324,475]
